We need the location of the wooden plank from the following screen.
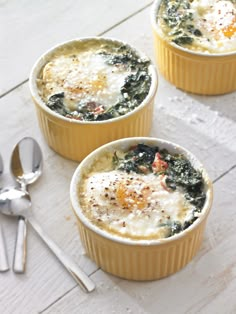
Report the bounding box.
[191,93,236,123]
[0,0,152,95]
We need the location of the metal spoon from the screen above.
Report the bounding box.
[11,137,43,273]
[0,154,10,272]
[0,187,95,292]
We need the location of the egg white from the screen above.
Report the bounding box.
[41,51,131,111]
[80,170,194,239]
[192,0,236,52]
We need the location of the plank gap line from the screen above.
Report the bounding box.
[39,284,78,314]
[0,79,29,99]
[98,2,153,36]
[39,269,100,313]
[213,164,236,184]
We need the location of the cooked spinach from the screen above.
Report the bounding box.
[47,92,69,116]
[159,149,206,210]
[96,46,152,121]
[187,24,202,37]
[100,45,150,70]
[169,221,183,236]
[173,35,193,45]
[114,144,206,232]
[121,70,151,103]
[158,0,203,47]
[116,144,159,173]
[90,68,151,121]
[159,220,183,237]
[160,215,200,237]
[45,44,151,121]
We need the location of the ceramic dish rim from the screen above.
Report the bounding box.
[151,0,236,58]
[29,36,158,125]
[70,137,213,247]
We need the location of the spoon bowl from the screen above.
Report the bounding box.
[0,187,31,217]
[11,137,43,187]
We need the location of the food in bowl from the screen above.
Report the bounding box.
[151,0,236,95]
[29,38,158,161]
[70,137,213,280]
[37,40,152,121]
[157,0,236,53]
[79,143,206,240]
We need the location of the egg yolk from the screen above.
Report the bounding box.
[116,179,151,210]
[65,71,107,94]
[223,18,236,38]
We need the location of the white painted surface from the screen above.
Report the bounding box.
[0,1,236,313]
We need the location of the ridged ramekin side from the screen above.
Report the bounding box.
[33,96,155,162]
[76,213,208,281]
[152,31,236,95]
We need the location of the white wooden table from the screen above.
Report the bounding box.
[1,1,236,313]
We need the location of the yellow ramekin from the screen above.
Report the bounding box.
[151,0,236,95]
[29,37,158,162]
[70,137,213,281]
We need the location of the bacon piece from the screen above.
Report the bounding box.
[152,153,168,173]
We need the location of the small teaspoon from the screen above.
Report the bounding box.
[11,137,43,273]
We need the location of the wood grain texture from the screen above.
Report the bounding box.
[0,1,236,313]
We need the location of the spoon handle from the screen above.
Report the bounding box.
[0,223,9,272]
[13,216,27,273]
[28,215,95,293]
